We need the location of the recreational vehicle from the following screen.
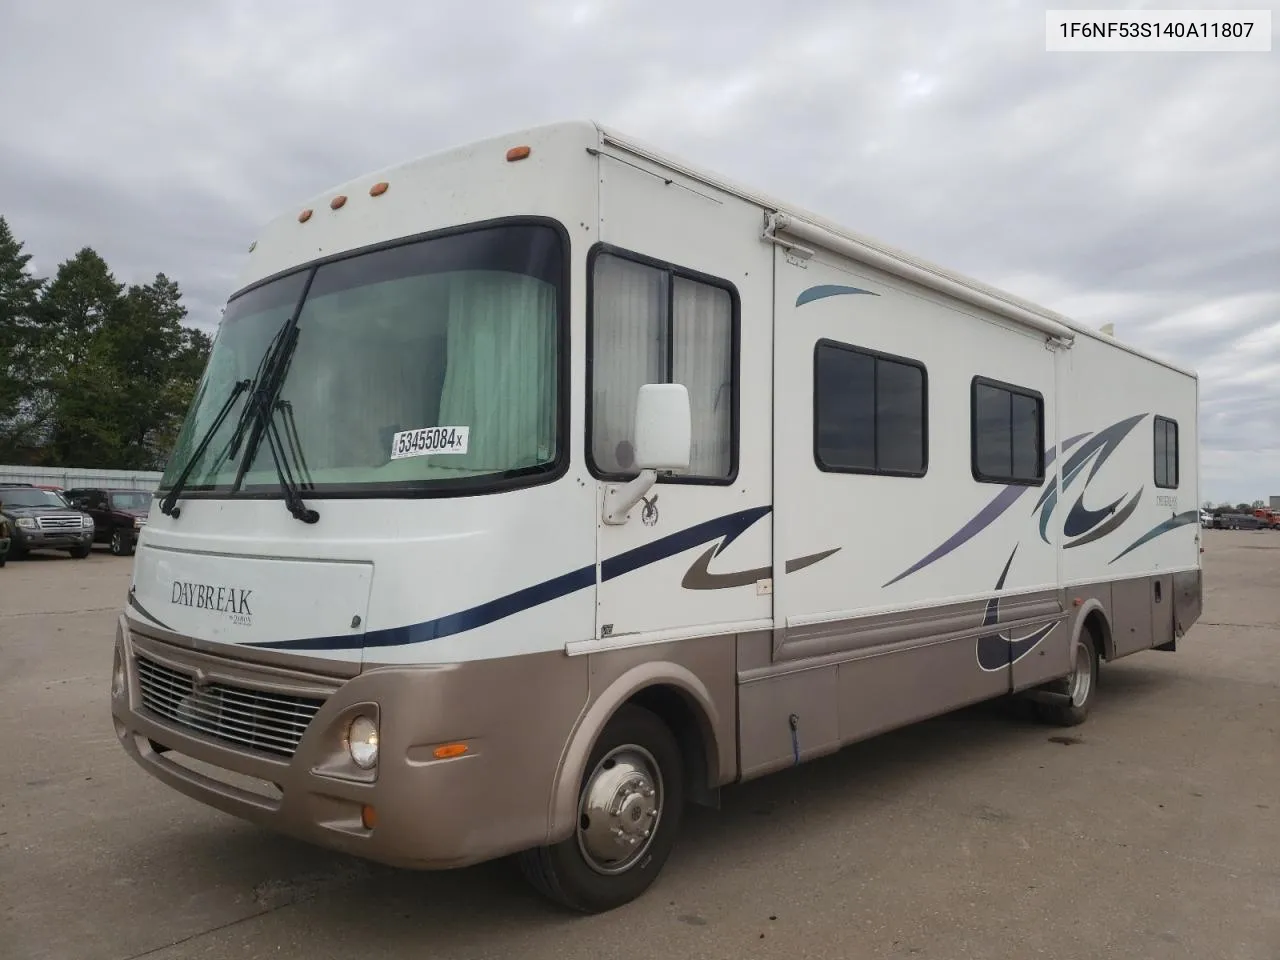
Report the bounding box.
[111,121,1203,913]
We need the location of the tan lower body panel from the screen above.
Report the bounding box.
[110,568,1201,871]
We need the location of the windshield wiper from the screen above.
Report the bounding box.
[159,317,293,520]
[158,378,252,518]
[233,325,320,525]
[261,398,319,524]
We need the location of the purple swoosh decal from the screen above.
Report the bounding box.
[882,433,1089,588]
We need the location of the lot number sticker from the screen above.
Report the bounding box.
[390,426,470,459]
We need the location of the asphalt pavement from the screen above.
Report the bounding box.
[1,530,1277,959]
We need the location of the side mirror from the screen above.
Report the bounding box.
[602,383,693,525]
[633,383,692,473]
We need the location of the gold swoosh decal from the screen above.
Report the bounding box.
[681,546,842,590]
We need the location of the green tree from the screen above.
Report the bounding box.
[105,273,212,468]
[1,222,213,470]
[0,216,46,459]
[37,249,128,465]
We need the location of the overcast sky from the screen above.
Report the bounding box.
[1,1,1276,503]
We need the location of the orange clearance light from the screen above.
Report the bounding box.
[370,181,389,197]
[433,743,469,760]
[506,145,531,162]
[1073,597,1083,606]
[298,209,313,223]
[330,195,347,210]
[361,805,377,829]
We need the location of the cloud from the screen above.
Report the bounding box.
[0,0,1276,501]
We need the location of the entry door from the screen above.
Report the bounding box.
[590,153,773,643]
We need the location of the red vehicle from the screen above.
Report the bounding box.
[1252,509,1280,529]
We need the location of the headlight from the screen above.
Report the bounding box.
[111,646,126,699]
[82,516,94,529]
[346,715,379,769]
[16,517,35,530]
[134,517,144,529]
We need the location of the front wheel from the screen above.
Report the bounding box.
[68,544,91,559]
[518,704,684,913]
[1036,629,1099,727]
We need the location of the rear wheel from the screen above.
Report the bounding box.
[518,704,684,913]
[1036,628,1099,727]
[109,530,133,556]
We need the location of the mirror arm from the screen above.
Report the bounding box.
[602,470,657,526]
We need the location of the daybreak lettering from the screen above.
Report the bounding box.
[170,581,253,616]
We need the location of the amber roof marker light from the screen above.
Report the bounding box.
[370,181,389,196]
[506,145,531,162]
[330,195,347,210]
[298,209,313,223]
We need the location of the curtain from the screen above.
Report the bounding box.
[672,277,732,478]
[434,270,558,473]
[590,255,667,473]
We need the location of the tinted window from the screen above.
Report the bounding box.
[972,377,1043,485]
[815,341,927,476]
[1155,416,1179,488]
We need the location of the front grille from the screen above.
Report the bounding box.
[135,654,325,759]
[37,514,82,531]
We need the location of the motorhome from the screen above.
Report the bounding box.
[111,121,1203,913]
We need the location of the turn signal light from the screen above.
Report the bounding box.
[506,145,531,162]
[433,743,469,760]
[361,805,377,829]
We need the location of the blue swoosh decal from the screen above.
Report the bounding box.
[249,506,773,652]
[795,284,878,307]
[973,546,1059,671]
[1109,510,1199,564]
[977,621,1059,672]
[1063,492,1124,537]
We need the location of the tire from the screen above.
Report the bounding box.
[518,703,685,913]
[1036,628,1099,727]
[68,544,91,559]
[110,530,131,556]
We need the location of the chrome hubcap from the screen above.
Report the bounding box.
[1069,642,1093,707]
[576,744,663,875]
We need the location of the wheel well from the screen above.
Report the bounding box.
[1082,609,1112,661]
[626,685,718,808]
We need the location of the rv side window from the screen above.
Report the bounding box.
[1154,416,1179,488]
[588,249,736,482]
[813,340,927,477]
[971,377,1044,486]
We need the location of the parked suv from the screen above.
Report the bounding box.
[64,488,152,556]
[0,485,95,559]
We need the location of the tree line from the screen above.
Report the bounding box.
[0,215,211,471]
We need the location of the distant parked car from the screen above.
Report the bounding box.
[0,485,95,559]
[63,488,152,556]
[0,512,10,566]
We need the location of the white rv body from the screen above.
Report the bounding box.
[111,121,1202,912]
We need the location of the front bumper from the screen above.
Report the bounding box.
[110,615,575,870]
[14,527,93,550]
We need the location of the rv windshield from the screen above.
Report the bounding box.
[160,223,564,496]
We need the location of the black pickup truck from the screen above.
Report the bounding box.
[0,485,96,559]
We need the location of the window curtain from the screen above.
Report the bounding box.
[434,270,558,473]
[591,255,666,473]
[672,277,732,478]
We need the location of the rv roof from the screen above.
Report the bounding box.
[588,121,1197,381]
